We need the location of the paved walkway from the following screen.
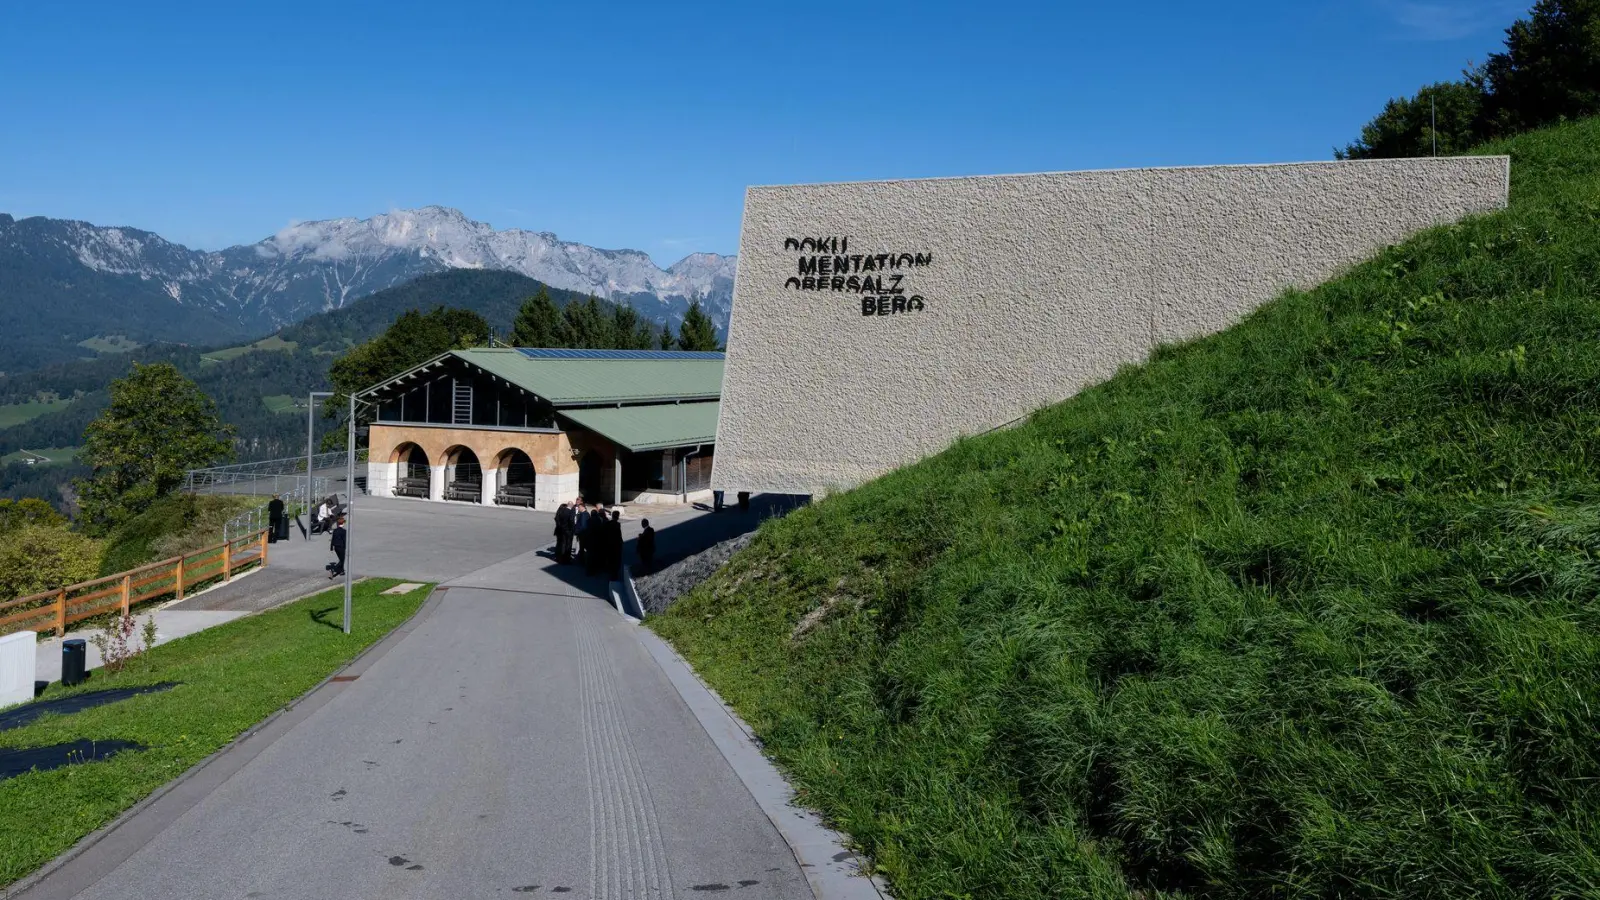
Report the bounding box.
[17,495,817,900]
[34,609,249,683]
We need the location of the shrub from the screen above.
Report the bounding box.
[0,525,102,600]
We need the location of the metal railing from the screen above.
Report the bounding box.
[185,453,347,499]
[222,486,324,543]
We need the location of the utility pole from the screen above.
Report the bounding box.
[306,391,333,540]
[344,393,356,634]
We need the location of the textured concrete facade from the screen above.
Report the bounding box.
[713,156,1510,494]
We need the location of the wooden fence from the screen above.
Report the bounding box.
[0,530,269,638]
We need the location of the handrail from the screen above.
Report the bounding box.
[0,529,270,638]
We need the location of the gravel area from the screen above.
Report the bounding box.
[634,532,755,615]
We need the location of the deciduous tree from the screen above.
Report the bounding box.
[1480,0,1600,135]
[75,363,233,533]
[1336,80,1485,159]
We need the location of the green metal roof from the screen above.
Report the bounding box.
[451,348,723,406]
[558,401,720,452]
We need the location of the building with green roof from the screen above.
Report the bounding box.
[360,348,722,510]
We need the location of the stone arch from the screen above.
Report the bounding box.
[391,442,430,476]
[386,442,432,498]
[442,445,483,502]
[493,447,538,507]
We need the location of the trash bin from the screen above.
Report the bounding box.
[738,491,750,512]
[276,515,291,541]
[62,639,87,687]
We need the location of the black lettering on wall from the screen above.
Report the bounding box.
[781,235,931,313]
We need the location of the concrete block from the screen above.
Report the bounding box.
[0,629,37,709]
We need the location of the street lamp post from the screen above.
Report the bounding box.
[342,392,374,635]
[344,393,355,634]
[306,391,333,540]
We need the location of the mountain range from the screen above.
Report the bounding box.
[0,207,736,372]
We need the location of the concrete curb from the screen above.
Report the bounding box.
[617,565,646,619]
[634,626,890,900]
[3,584,445,899]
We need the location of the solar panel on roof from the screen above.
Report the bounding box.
[513,348,725,360]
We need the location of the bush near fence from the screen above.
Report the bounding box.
[0,530,268,638]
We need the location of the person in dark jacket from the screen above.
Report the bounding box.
[574,500,590,567]
[328,517,347,579]
[584,504,606,575]
[636,518,656,573]
[554,502,574,562]
[267,497,285,542]
[607,509,625,580]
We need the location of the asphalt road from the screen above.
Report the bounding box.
[20,498,813,900]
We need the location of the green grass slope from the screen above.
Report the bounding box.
[97,493,259,576]
[652,118,1600,899]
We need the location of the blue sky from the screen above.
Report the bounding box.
[0,0,1529,265]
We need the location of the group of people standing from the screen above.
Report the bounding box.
[553,498,656,578]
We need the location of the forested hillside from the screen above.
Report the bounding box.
[278,269,603,350]
[0,268,671,507]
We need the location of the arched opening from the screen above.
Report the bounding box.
[443,446,482,502]
[577,450,603,504]
[495,448,537,507]
[391,443,430,498]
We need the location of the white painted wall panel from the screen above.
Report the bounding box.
[0,629,37,710]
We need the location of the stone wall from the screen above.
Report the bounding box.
[366,423,577,511]
[712,156,1510,494]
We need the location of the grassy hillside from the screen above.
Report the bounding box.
[97,493,259,576]
[0,399,73,428]
[651,118,1600,898]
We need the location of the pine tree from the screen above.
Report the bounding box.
[659,323,675,350]
[611,305,642,350]
[634,318,658,350]
[676,300,721,351]
[510,287,562,348]
[586,296,617,349]
[555,298,595,348]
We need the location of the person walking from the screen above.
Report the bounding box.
[554,502,574,563]
[636,518,655,574]
[328,516,347,579]
[573,499,589,568]
[607,509,625,580]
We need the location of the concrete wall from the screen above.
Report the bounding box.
[712,156,1510,494]
[0,630,35,710]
